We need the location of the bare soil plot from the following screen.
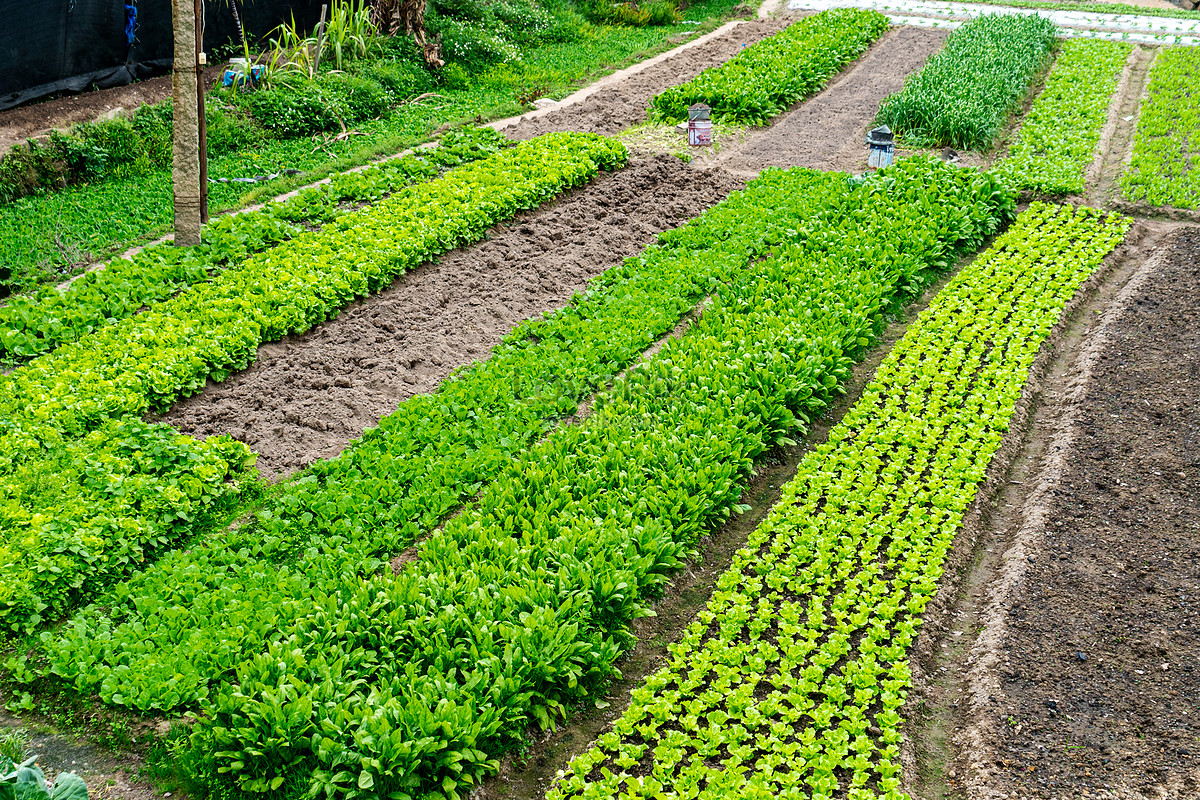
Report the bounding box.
[158,155,743,477]
[717,25,949,175]
[966,228,1200,799]
[501,17,791,141]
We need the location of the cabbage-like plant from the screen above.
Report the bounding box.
[0,755,88,800]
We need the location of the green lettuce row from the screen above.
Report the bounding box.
[1120,46,1200,209]
[185,158,1007,800]
[877,14,1057,152]
[0,127,510,364]
[0,133,624,635]
[992,40,1130,195]
[37,158,1006,800]
[548,203,1130,800]
[29,167,858,707]
[649,9,888,125]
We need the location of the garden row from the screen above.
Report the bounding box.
[0,5,890,368]
[7,157,1014,800]
[992,39,1129,195]
[0,132,625,635]
[0,126,509,364]
[548,202,1131,800]
[1121,46,1200,208]
[649,8,888,124]
[0,7,914,635]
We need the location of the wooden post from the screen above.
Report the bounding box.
[195,0,208,224]
[172,0,202,246]
[313,4,328,75]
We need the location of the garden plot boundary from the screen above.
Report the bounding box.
[789,0,1200,43]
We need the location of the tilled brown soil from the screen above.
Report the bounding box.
[976,229,1200,798]
[158,155,743,477]
[919,225,1200,800]
[501,17,791,141]
[717,25,949,175]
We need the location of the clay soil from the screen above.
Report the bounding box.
[158,155,743,477]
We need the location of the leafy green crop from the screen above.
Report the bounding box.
[548,203,1129,800]
[992,40,1129,195]
[0,127,509,365]
[1,755,88,800]
[877,14,1057,151]
[649,9,888,125]
[1120,46,1200,208]
[19,157,1011,800]
[0,132,625,635]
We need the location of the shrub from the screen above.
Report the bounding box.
[318,72,391,123]
[354,59,435,101]
[580,0,681,26]
[243,80,339,136]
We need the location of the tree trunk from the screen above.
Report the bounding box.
[172,0,202,246]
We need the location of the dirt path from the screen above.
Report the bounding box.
[157,156,743,477]
[902,221,1200,800]
[717,25,949,175]
[500,17,792,141]
[1088,45,1156,209]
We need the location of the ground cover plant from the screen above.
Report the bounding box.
[1119,46,1200,208]
[876,13,1057,151]
[0,132,625,636]
[547,202,1130,800]
[8,156,1012,800]
[992,39,1129,195]
[649,8,888,124]
[20,165,860,709]
[0,0,744,294]
[0,127,508,365]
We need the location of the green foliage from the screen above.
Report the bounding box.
[352,59,436,101]
[0,100,260,207]
[24,157,1011,800]
[992,40,1129,195]
[0,730,30,765]
[548,202,1130,800]
[1120,45,1200,208]
[244,80,339,137]
[0,755,88,800]
[0,1,740,289]
[877,14,1057,151]
[650,9,889,124]
[580,0,681,27]
[319,72,392,123]
[0,127,507,365]
[0,132,609,636]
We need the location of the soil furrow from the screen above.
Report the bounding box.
[1089,44,1156,209]
[716,24,949,176]
[962,225,1200,800]
[156,155,744,477]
